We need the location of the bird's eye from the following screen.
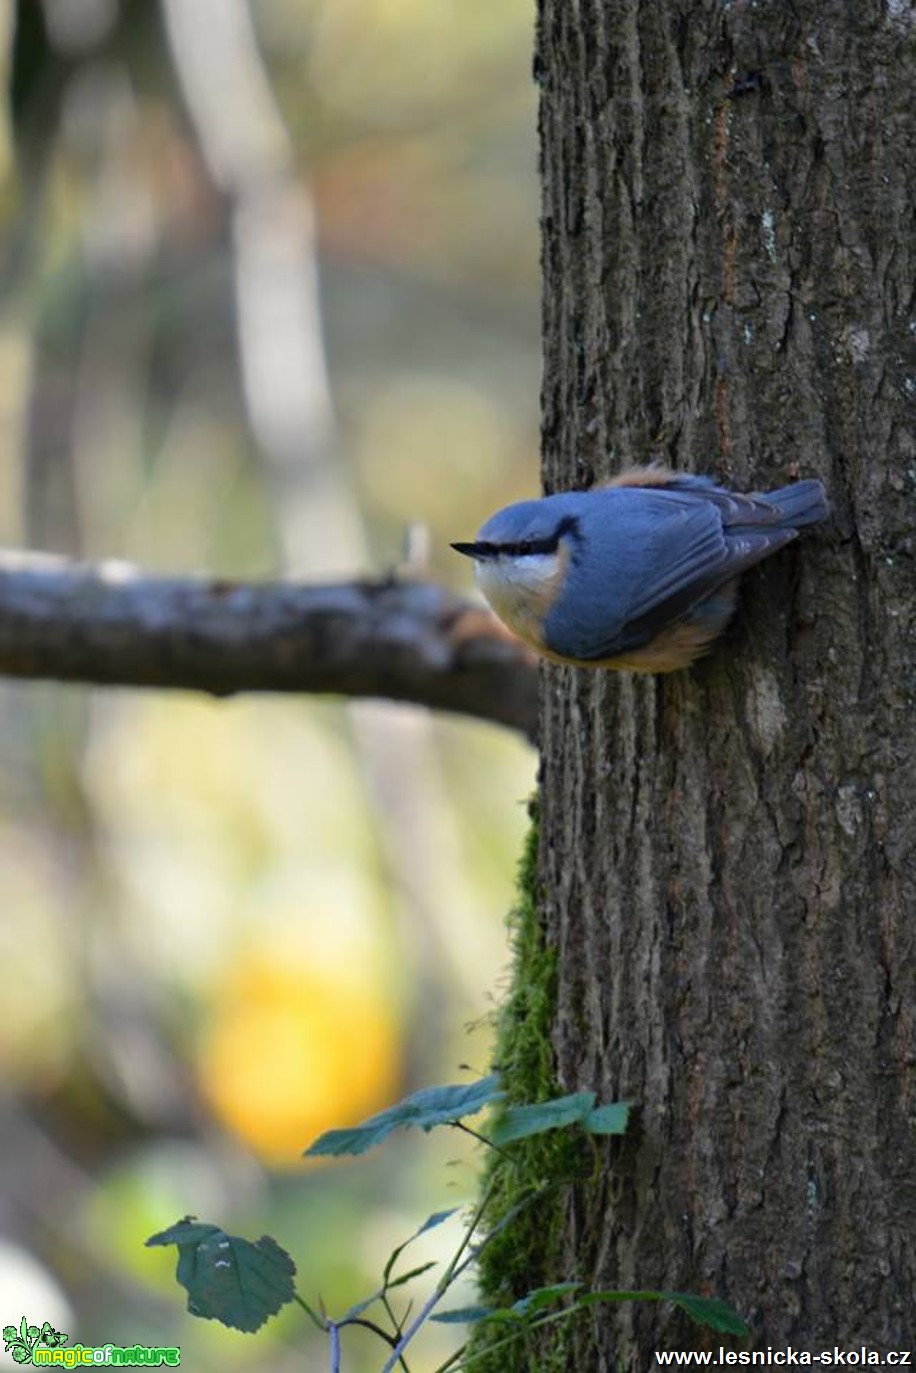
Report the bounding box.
[517,537,560,556]
[492,516,578,559]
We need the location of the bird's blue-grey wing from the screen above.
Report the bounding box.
[545,493,796,661]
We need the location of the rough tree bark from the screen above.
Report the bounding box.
[490,0,915,1362]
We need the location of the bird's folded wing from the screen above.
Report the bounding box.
[548,502,795,661]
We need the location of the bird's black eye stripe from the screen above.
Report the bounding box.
[502,539,556,556]
[490,515,581,558]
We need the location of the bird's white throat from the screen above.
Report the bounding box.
[475,551,564,650]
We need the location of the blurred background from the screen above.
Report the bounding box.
[0,1,538,1367]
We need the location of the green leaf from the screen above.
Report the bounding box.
[580,1289,748,1336]
[433,1285,580,1327]
[584,1101,631,1135]
[383,1208,459,1287]
[489,1092,596,1145]
[430,1305,497,1325]
[666,1293,749,1335]
[146,1218,296,1333]
[417,1208,460,1236]
[305,1077,504,1158]
[386,1260,438,1291]
[146,1217,223,1247]
[509,1283,581,1316]
[344,1258,441,1321]
[343,1207,459,1321]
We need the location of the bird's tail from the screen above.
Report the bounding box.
[758,479,829,529]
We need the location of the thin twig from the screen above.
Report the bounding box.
[443,1302,585,1372]
[336,1316,412,1372]
[432,1344,468,1373]
[378,1176,502,1373]
[381,1294,407,1341]
[328,1320,341,1373]
[450,1120,513,1161]
[293,1291,326,1331]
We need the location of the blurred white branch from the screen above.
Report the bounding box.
[162,0,356,575]
[0,551,538,738]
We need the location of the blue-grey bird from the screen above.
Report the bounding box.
[451,466,829,671]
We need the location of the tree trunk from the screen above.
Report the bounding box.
[491,0,916,1362]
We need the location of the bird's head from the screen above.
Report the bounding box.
[451,497,580,647]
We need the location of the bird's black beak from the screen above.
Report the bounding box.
[450,541,495,562]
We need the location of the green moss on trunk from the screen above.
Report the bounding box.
[468,799,574,1372]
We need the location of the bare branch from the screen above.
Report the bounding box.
[0,552,538,740]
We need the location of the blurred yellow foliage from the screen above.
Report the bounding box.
[198,944,402,1166]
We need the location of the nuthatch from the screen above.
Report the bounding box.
[451,466,829,671]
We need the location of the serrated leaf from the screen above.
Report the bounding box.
[584,1101,631,1135]
[146,1217,223,1248]
[666,1293,749,1335]
[305,1077,504,1158]
[146,1219,296,1333]
[489,1092,596,1146]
